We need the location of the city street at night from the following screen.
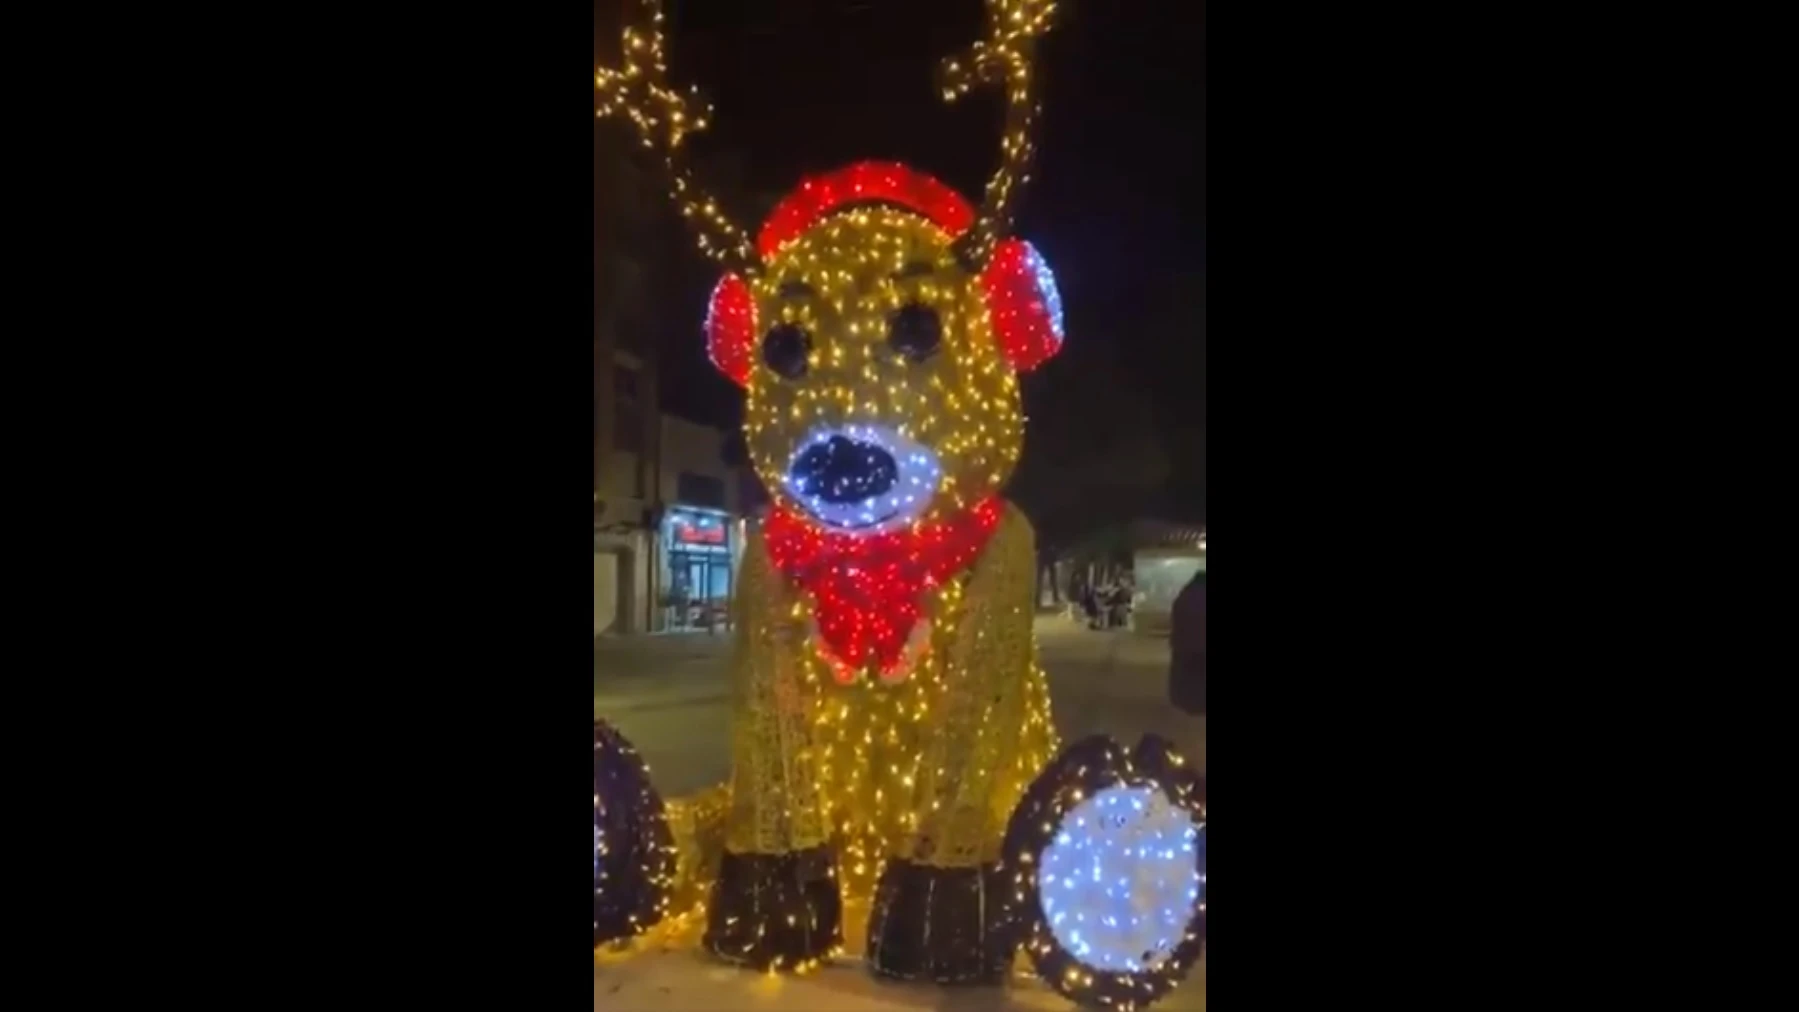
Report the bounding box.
[595,615,1208,797]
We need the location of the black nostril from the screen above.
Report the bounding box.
[789,436,899,505]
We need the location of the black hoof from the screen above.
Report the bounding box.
[702,847,843,971]
[866,856,1014,984]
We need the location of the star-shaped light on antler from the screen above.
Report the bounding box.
[595,0,755,270]
[594,4,711,152]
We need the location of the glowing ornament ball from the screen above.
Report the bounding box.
[594,720,677,946]
[1001,734,1208,1010]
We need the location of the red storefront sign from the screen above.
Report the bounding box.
[673,520,727,546]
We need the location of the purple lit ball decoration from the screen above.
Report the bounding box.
[594,720,676,946]
[1000,734,1207,1009]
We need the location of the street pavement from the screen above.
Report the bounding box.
[595,934,1207,1012]
[594,614,1207,796]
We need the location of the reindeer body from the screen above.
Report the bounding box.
[726,499,1055,881]
[599,0,1065,980]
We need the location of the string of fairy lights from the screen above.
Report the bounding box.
[940,0,1059,269]
[594,0,756,272]
[596,0,1059,277]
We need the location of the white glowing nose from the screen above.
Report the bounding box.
[782,424,942,532]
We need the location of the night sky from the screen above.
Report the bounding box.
[598,0,1207,531]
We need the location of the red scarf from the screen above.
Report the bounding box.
[763,498,1002,678]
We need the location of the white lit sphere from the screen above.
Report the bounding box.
[1035,784,1205,974]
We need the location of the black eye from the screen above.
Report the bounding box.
[887,303,941,362]
[761,323,811,379]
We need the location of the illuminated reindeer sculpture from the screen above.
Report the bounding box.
[598,0,1067,982]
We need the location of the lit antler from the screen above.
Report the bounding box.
[939,0,1059,269]
[595,0,757,273]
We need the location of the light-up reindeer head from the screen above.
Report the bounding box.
[599,0,1063,536]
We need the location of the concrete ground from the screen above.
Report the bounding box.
[595,615,1206,795]
[595,909,1207,1012]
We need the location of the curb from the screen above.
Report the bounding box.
[596,689,731,715]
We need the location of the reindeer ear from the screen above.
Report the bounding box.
[980,239,1065,373]
[705,274,757,386]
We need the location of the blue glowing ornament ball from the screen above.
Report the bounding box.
[594,720,676,946]
[1000,734,1207,1010]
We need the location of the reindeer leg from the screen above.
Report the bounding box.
[866,504,1055,983]
[702,531,842,971]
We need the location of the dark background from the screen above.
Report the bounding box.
[597,0,1207,544]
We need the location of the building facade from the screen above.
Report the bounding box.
[594,142,664,635]
[594,137,763,636]
[653,414,745,633]
[594,408,749,637]
[592,352,658,636]
[1129,522,1206,636]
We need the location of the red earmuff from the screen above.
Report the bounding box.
[757,161,975,259]
[980,238,1065,373]
[705,273,757,387]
